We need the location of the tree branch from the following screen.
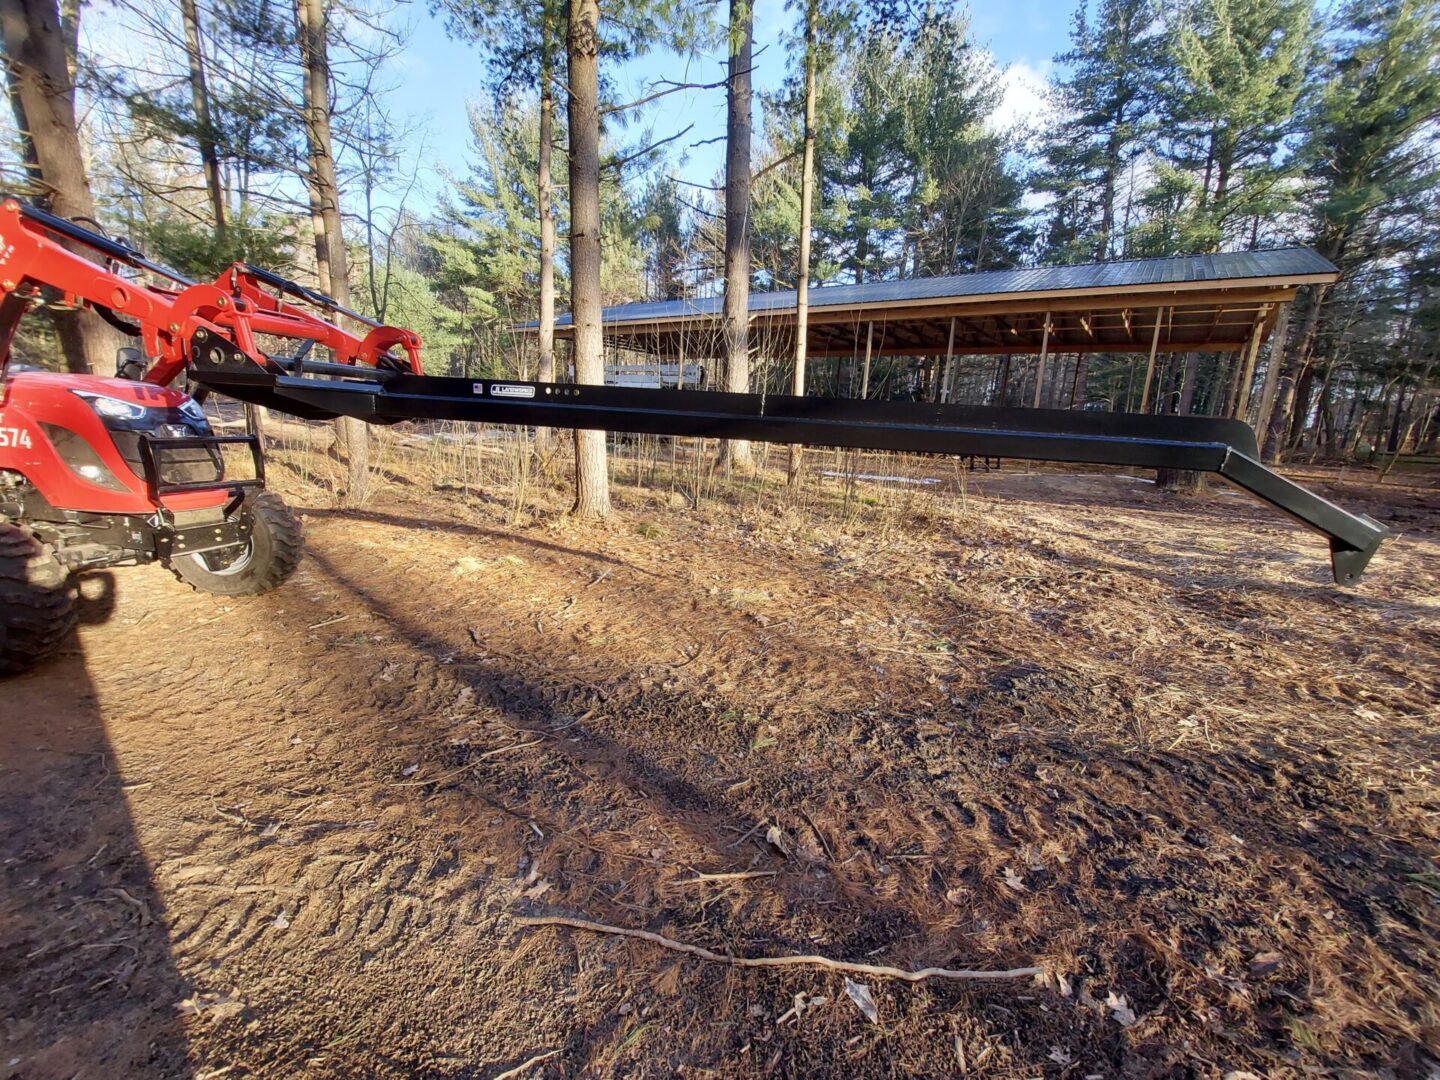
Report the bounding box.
[517,916,1043,982]
[603,124,696,172]
[601,75,731,116]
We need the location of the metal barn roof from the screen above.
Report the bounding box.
[520,247,1337,359]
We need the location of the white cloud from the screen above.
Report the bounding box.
[990,59,1054,137]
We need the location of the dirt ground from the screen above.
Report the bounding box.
[2,454,1438,1079]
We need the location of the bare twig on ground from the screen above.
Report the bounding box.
[799,807,836,862]
[392,738,546,788]
[492,1049,561,1079]
[676,870,777,884]
[478,738,547,759]
[725,821,766,851]
[516,916,1042,982]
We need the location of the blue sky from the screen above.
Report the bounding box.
[386,0,1071,215]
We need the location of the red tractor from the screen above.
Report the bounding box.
[0,198,421,673]
[0,198,1388,675]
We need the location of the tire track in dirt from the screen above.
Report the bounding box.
[6,473,1439,1077]
[289,496,1437,1070]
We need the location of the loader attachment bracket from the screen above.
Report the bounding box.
[189,367,1390,585]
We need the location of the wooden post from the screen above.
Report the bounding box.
[997,354,1011,405]
[940,317,956,403]
[859,320,874,398]
[1031,312,1052,408]
[1233,311,1267,420]
[1139,306,1164,413]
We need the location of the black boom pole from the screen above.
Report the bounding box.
[188,347,1388,585]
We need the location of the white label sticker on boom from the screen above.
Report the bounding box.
[486,383,536,399]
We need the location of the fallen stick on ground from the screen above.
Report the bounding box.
[516,916,1042,982]
[676,870,778,884]
[492,1049,560,1080]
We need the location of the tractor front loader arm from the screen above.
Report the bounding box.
[0,198,422,388]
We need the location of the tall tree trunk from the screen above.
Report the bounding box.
[1158,352,1205,491]
[305,178,331,294]
[1097,125,1120,261]
[1418,399,1440,453]
[1313,353,1342,459]
[1386,386,1409,454]
[1176,352,1200,416]
[297,0,368,503]
[1,0,124,374]
[4,38,42,186]
[1265,370,1300,464]
[718,0,753,471]
[534,3,557,459]
[786,0,817,487]
[1403,345,1439,453]
[1070,352,1088,408]
[1337,390,1363,451]
[566,0,610,518]
[1287,365,1321,454]
[180,0,226,246]
[1253,300,1290,452]
[1265,284,1328,463]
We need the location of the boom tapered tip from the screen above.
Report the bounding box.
[1329,518,1388,585]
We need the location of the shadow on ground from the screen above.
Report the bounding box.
[0,573,193,1079]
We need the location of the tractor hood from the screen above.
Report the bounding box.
[6,371,193,408]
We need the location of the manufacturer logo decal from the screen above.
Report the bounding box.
[487,383,536,399]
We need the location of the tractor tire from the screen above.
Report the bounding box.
[0,525,77,676]
[169,492,303,597]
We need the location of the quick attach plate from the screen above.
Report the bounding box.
[154,516,252,559]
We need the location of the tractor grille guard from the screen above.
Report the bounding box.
[136,432,265,502]
[189,361,1388,585]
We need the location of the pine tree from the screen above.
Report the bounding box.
[434,0,564,453]
[637,175,690,300]
[1263,0,1440,459]
[900,10,1028,275]
[719,0,756,471]
[447,101,553,321]
[824,30,909,282]
[1164,0,1318,252]
[1034,0,1163,263]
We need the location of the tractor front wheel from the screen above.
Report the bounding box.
[169,492,303,597]
[0,525,77,676]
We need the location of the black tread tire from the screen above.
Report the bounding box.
[168,492,303,597]
[0,525,77,676]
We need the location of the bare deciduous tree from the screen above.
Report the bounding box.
[297,0,369,503]
[1,0,125,374]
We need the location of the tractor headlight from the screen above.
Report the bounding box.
[71,390,212,435]
[62,390,219,487]
[73,391,149,422]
